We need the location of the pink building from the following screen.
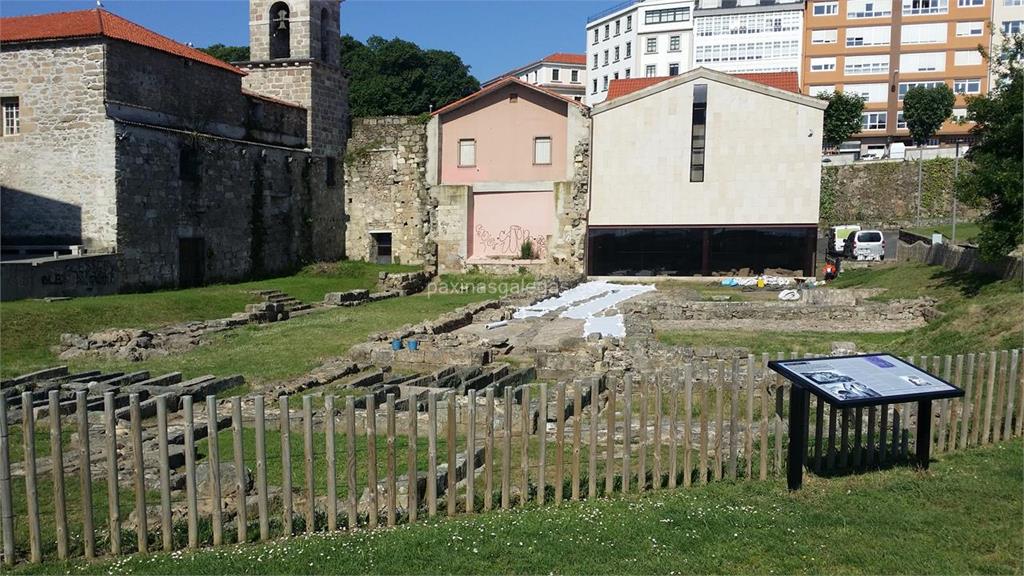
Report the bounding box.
[427,78,590,271]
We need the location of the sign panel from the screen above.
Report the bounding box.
[769,354,964,407]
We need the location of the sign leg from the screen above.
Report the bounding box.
[787,387,809,490]
[916,400,932,470]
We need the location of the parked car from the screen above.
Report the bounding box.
[829,224,861,255]
[844,229,885,261]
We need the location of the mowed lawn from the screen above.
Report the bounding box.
[18,439,1023,575]
[658,263,1024,357]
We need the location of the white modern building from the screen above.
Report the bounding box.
[585,0,697,105]
[482,53,588,101]
[693,0,806,76]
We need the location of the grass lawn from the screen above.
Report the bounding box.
[908,222,982,245]
[19,438,1022,575]
[658,263,1023,357]
[0,261,417,379]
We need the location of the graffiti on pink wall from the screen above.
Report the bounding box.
[470,190,554,259]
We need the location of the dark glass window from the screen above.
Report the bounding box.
[690,84,707,182]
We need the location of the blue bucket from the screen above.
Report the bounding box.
[391,338,402,351]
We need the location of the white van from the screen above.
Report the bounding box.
[844,229,886,261]
[829,224,861,255]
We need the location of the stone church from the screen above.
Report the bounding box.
[0,0,348,298]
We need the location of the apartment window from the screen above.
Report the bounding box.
[955,50,983,66]
[846,83,889,102]
[626,41,632,58]
[625,68,631,78]
[604,24,610,39]
[593,54,599,69]
[902,22,947,44]
[626,15,632,30]
[861,111,887,130]
[533,137,552,165]
[592,79,598,93]
[690,84,707,183]
[1003,21,1023,34]
[954,78,981,94]
[593,29,599,44]
[458,139,475,167]
[571,70,579,82]
[614,46,620,61]
[810,56,837,72]
[552,68,561,82]
[645,7,690,24]
[603,50,609,65]
[615,19,621,35]
[846,25,891,46]
[646,37,658,53]
[812,2,839,15]
[845,54,890,74]
[902,0,948,15]
[645,64,657,76]
[955,21,984,36]
[669,63,680,76]
[2,97,19,136]
[900,52,945,72]
[603,75,609,91]
[811,29,838,43]
[898,80,944,99]
[957,0,983,6]
[669,35,681,51]
[847,0,893,17]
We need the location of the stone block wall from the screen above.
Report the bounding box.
[344,116,432,266]
[0,39,117,249]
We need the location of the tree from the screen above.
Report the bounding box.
[955,33,1023,259]
[902,84,956,146]
[341,35,479,116]
[818,90,864,149]
[199,44,250,63]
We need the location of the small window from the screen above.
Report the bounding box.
[2,97,19,136]
[458,139,475,167]
[534,137,552,165]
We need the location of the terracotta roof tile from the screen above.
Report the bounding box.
[0,9,244,75]
[606,71,801,101]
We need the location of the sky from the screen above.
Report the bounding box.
[1,0,612,81]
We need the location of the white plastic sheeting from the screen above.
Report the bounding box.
[513,281,656,337]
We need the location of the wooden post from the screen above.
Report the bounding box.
[22,392,42,563]
[536,383,547,505]
[667,368,675,485]
[231,397,247,544]
[714,361,724,482]
[1006,349,1020,440]
[554,384,565,505]
[447,394,457,517]
[485,388,495,511]
[503,389,513,509]
[520,386,530,506]
[759,353,769,481]
[728,359,739,481]
[466,390,476,513]
[960,353,975,450]
[345,397,358,530]
[407,392,419,523]
[605,379,616,496]
[303,395,316,533]
[325,395,337,532]
[621,375,632,493]
[571,385,581,501]
[0,396,14,566]
[206,396,223,546]
[254,395,269,541]
[588,379,599,500]
[698,368,709,486]
[279,396,293,536]
[74,391,96,560]
[653,377,663,489]
[183,396,198,549]
[49,391,69,560]
[366,394,379,528]
[427,393,438,517]
[156,396,173,552]
[983,351,997,444]
[638,378,648,492]
[386,394,397,526]
[680,365,690,488]
[745,354,755,480]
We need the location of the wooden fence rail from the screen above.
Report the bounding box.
[0,349,1021,565]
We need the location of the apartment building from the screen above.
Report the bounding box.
[482,53,588,101]
[693,0,806,76]
[585,0,697,105]
[801,0,1003,152]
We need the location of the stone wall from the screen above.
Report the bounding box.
[0,39,117,249]
[343,116,432,266]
